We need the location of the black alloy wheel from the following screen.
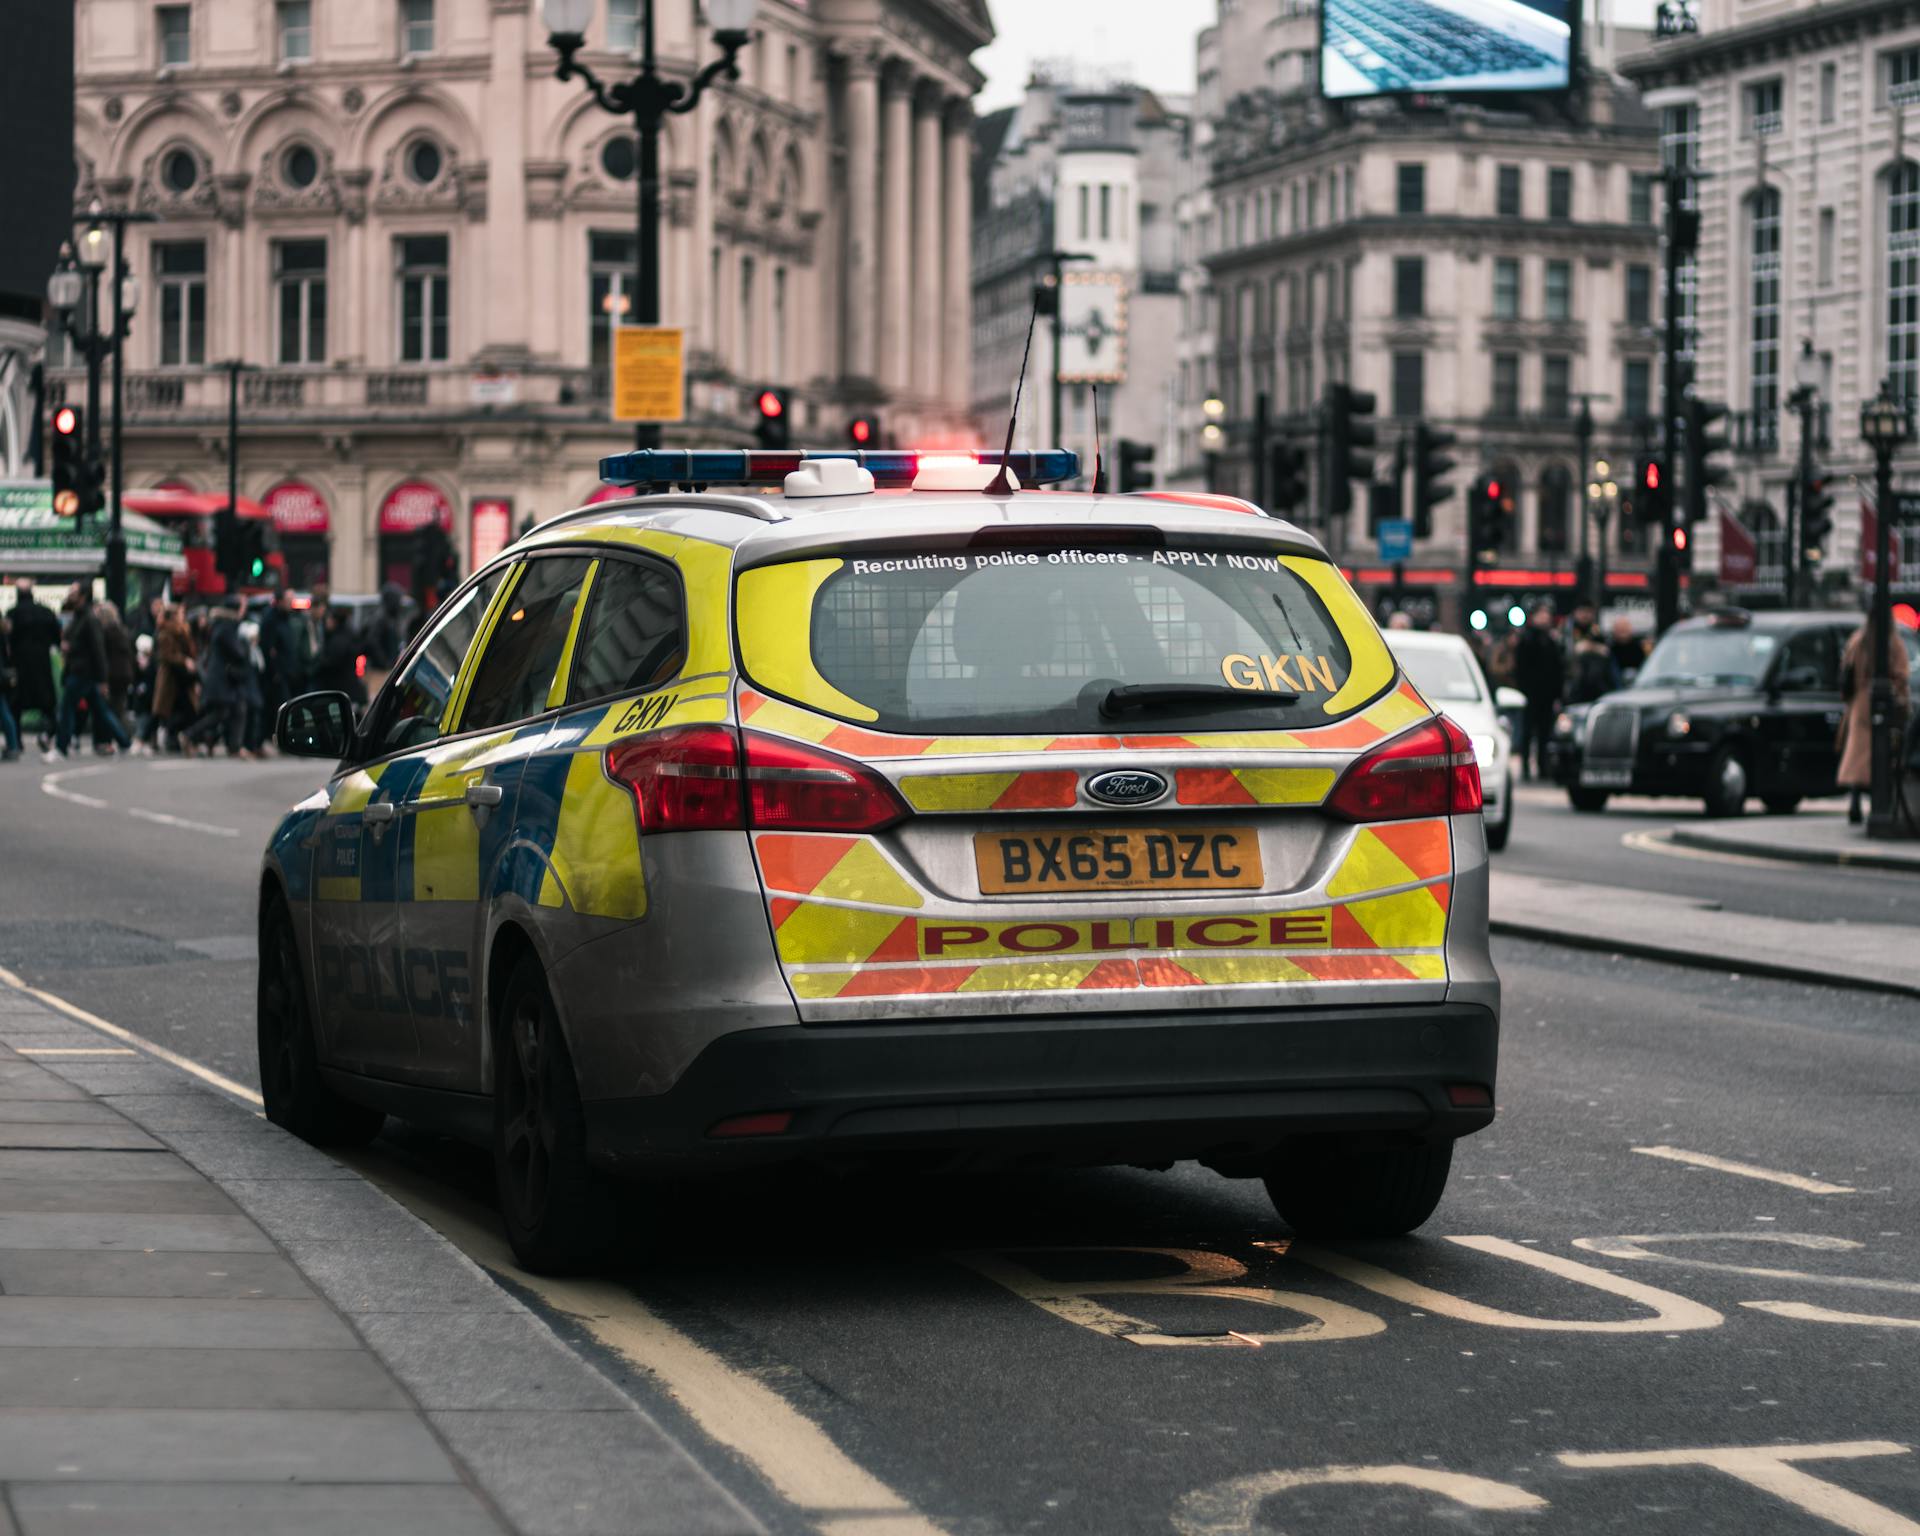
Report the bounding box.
[257,896,384,1146]
[1702,746,1749,819]
[1264,1134,1454,1238]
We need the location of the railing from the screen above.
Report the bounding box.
[127,375,185,410]
[365,373,427,407]
[1728,410,1781,455]
[243,373,304,409]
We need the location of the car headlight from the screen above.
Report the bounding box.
[1666,710,1691,738]
[1469,733,1499,768]
[1554,711,1574,738]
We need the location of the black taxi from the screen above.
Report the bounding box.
[1548,609,1908,818]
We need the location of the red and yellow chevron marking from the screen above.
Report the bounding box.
[1174,765,1337,807]
[755,833,922,908]
[789,949,1444,1000]
[1326,817,1453,899]
[735,679,1434,760]
[897,770,1079,813]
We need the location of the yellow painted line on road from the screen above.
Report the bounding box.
[0,966,264,1108]
[346,1153,949,1536]
[13,1046,138,1057]
[1632,1144,1856,1194]
[1620,828,1801,870]
[1743,1301,1920,1330]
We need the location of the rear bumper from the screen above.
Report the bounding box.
[582,1001,1498,1174]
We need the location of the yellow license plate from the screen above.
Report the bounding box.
[975,827,1264,894]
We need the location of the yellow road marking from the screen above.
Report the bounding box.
[1176,1463,1546,1534]
[1743,1301,1920,1329]
[13,1046,138,1057]
[1632,1144,1856,1194]
[1620,828,1799,870]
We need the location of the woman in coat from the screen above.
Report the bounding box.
[152,605,198,751]
[1836,621,1912,823]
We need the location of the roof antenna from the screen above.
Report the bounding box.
[983,283,1041,497]
[1090,383,1107,494]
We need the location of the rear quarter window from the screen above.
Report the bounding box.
[736,544,1397,735]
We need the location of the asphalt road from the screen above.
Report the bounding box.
[3,752,1917,1535]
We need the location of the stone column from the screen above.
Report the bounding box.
[842,50,881,385]
[481,0,529,358]
[912,88,944,399]
[878,63,914,393]
[943,102,973,417]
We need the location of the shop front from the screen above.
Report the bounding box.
[377,481,455,605]
[264,481,332,592]
[0,479,185,608]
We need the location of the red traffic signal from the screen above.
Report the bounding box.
[849,416,873,445]
[1486,478,1501,500]
[53,405,79,438]
[1644,461,1661,491]
[756,389,785,420]
[1672,525,1688,552]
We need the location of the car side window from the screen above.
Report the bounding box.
[459,556,594,732]
[567,557,686,704]
[1775,627,1838,693]
[370,568,506,755]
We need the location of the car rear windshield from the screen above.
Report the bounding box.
[735,544,1396,734]
[1392,643,1486,703]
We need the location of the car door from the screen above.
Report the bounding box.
[392,552,597,1089]
[1764,624,1843,796]
[309,569,508,1078]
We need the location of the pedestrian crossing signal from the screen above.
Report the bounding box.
[50,404,88,519]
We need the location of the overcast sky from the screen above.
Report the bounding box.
[973,1,1214,113]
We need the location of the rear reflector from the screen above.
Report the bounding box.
[709,1110,794,1139]
[1446,1083,1493,1108]
[605,726,906,834]
[1323,715,1483,822]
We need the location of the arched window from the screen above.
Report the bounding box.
[1749,187,1782,422]
[1888,162,1920,405]
[1537,465,1572,555]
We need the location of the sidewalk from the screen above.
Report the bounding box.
[1488,869,1920,999]
[1667,811,1920,873]
[0,983,763,1536]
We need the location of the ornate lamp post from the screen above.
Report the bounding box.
[1858,376,1914,839]
[541,0,757,449]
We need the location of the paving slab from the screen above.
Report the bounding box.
[0,1178,241,1215]
[41,1063,201,1096]
[0,1102,138,1127]
[0,1149,197,1181]
[0,1124,164,1151]
[6,1481,503,1536]
[0,1297,359,1349]
[92,1092,264,1134]
[155,1129,370,1181]
[0,1249,315,1299]
[0,1345,408,1409]
[0,1211,269,1252]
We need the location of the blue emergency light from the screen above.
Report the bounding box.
[597,449,1080,491]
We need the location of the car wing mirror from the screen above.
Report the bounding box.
[276,691,356,759]
[1494,686,1528,711]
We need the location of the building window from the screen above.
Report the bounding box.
[278,0,311,60]
[600,135,636,181]
[589,230,636,373]
[772,265,787,381]
[1820,61,1837,122]
[280,143,320,189]
[404,138,444,187]
[608,0,639,51]
[1542,354,1570,418]
[396,234,449,363]
[1889,163,1920,404]
[1547,167,1572,220]
[1393,256,1424,318]
[399,0,434,56]
[1538,466,1572,554]
[1497,164,1521,217]
[1661,103,1699,174]
[1744,77,1784,138]
[738,255,755,374]
[1491,352,1520,417]
[1629,173,1653,225]
[1624,358,1651,422]
[1626,265,1652,326]
[1078,184,1090,242]
[1749,188,1782,423]
[274,240,326,364]
[160,147,199,194]
[155,242,206,367]
[1392,352,1423,418]
[1100,184,1112,240]
[157,4,191,66]
[1306,180,1317,226]
[1886,46,1920,107]
[1492,257,1520,320]
[1396,163,1424,215]
[1818,207,1836,288]
[1544,260,1571,321]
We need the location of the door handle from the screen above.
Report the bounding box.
[363,802,397,823]
[465,783,504,809]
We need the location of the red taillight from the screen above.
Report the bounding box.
[1446,1083,1493,1108]
[709,1110,794,1138]
[1323,716,1483,823]
[604,726,906,833]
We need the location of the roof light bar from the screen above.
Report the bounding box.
[598,449,1080,491]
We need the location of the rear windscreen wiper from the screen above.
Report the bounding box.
[1101,683,1299,717]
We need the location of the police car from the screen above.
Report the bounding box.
[261,449,1500,1270]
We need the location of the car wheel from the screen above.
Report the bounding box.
[1264,1135,1454,1238]
[1567,787,1610,813]
[1763,796,1802,816]
[257,895,385,1147]
[1484,781,1513,852]
[492,953,609,1273]
[1703,747,1749,818]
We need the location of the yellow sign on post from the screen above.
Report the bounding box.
[611,326,685,423]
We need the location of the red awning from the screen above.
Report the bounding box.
[124,490,271,521]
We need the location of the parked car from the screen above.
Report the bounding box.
[1386,628,1517,850]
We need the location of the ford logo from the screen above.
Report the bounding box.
[1085,769,1169,806]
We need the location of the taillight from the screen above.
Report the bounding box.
[1323,715,1483,822]
[604,726,906,833]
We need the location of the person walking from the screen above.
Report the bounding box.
[314,603,367,705]
[1566,614,1618,706]
[0,609,23,762]
[152,603,198,752]
[8,580,61,749]
[1608,616,1648,684]
[260,590,302,741]
[95,600,137,754]
[1512,606,1564,780]
[183,603,254,758]
[46,585,131,761]
[1836,620,1913,825]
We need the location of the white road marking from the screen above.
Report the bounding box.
[0,967,263,1108]
[38,763,240,837]
[1574,1233,1920,1296]
[13,1046,137,1057]
[39,765,111,809]
[127,807,240,837]
[1632,1145,1856,1194]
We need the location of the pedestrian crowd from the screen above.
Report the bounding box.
[1476,603,1651,780]
[0,580,415,765]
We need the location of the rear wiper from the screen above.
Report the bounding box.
[1101,683,1298,717]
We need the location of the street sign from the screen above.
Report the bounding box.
[611,326,685,424]
[1376,516,1413,564]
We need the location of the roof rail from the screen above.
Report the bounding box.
[508,492,785,549]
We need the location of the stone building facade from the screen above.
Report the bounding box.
[61,0,988,596]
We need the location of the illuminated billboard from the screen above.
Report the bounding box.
[1321,0,1573,99]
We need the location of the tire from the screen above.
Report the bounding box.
[1703,746,1749,818]
[257,895,385,1147]
[1484,789,1512,852]
[1567,787,1610,813]
[1763,796,1802,816]
[492,953,610,1273]
[1264,1135,1455,1239]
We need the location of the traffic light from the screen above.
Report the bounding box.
[1412,421,1457,538]
[1802,473,1834,557]
[1634,455,1669,527]
[214,504,241,588]
[236,520,271,587]
[50,405,83,519]
[1323,384,1377,520]
[1683,395,1731,527]
[1117,438,1156,493]
[1469,473,1511,558]
[754,387,790,450]
[1270,440,1308,514]
[847,414,880,449]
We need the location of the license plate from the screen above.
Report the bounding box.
[975,826,1264,894]
[1581,766,1633,788]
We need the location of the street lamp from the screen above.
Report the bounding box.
[542,0,756,449]
[1788,339,1822,607]
[1858,375,1914,839]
